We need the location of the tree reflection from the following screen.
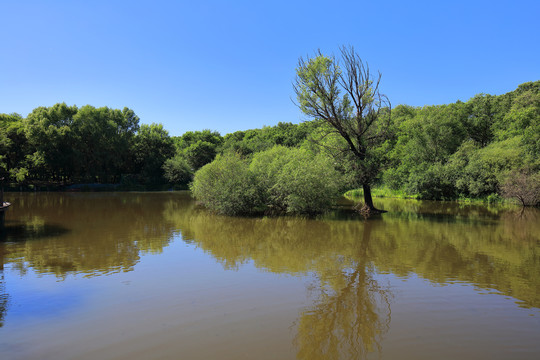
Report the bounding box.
[2,193,539,344]
[167,207,394,358]
[1,193,182,278]
[0,193,188,327]
[165,199,540,357]
[295,223,392,360]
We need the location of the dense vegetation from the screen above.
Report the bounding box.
[294,47,392,214]
[191,147,343,215]
[1,81,538,211]
[383,81,539,203]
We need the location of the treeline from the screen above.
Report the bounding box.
[0,103,314,189]
[383,80,539,202]
[190,80,539,213]
[1,81,539,203]
[1,104,176,188]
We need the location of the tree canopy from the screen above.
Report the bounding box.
[294,46,392,214]
[0,79,538,207]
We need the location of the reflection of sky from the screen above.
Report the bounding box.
[2,268,87,325]
[0,229,539,360]
[0,236,310,359]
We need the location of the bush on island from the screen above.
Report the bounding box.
[191,146,344,216]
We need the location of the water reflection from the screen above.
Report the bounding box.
[294,223,392,360]
[163,199,540,358]
[1,193,539,357]
[0,266,7,328]
[165,201,540,310]
[1,193,178,277]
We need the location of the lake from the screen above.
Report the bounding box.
[1,192,539,359]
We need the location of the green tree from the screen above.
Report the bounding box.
[132,123,175,185]
[250,146,343,215]
[162,155,193,187]
[294,46,391,214]
[0,113,30,182]
[23,104,140,184]
[184,140,218,170]
[464,94,496,147]
[173,129,222,152]
[191,146,344,216]
[72,105,139,182]
[24,103,78,181]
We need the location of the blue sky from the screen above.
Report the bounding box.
[1,0,539,136]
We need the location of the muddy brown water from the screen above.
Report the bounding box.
[0,192,539,359]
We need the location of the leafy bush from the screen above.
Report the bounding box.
[406,163,456,200]
[249,146,293,211]
[190,153,264,215]
[272,149,343,214]
[162,155,193,186]
[191,146,344,216]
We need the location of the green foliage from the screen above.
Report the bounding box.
[19,103,140,183]
[406,162,456,200]
[381,81,539,200]
[293,47,392,210]
[162,155,193,187]
[344,187,418,200]
[464,94,496,147]
[251,146,344,214]
[173,130,223,170]
[0,113,29,181]
[1,79,538,200]
[191,146,344,216]
[220,122,314,156]
[183,140,217,170]
[71,105,140,181]
[24,103,78,180]
[190,153,264,215]
[174,129,223,152]
[132,123,175,184]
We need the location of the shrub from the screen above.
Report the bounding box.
[272,149,343,214]
[163,155,193,186]
[190,153,264,215]
[406,163,457,200]
[250,146,294,211]
[501,170,540,206]
[191,146,344,216]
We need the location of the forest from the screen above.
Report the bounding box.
[1,80,539,212]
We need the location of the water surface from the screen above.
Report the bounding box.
[1,192,539,359]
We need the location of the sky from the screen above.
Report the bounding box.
[1,0,539,136]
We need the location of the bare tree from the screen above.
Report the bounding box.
[294,46,391,214]
[501,170,540,206]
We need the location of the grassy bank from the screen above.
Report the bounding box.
[344,187,419,200]
[345,187,510,205]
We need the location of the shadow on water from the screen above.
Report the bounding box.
[0,221,70,243]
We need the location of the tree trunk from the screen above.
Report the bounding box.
[359,183,387,216]
[363,183,375,210]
